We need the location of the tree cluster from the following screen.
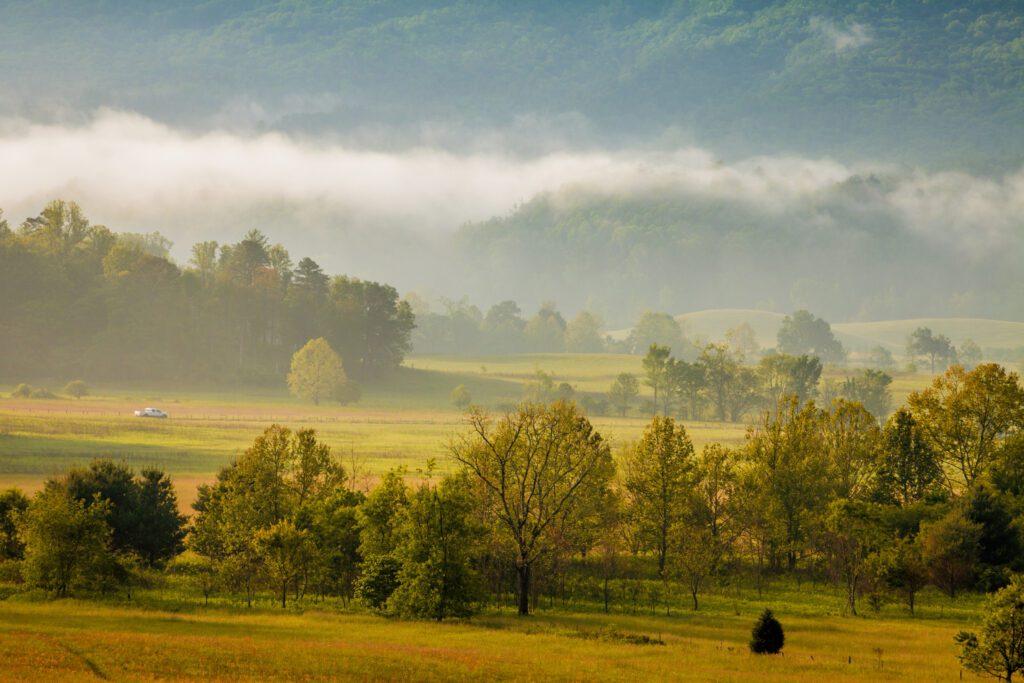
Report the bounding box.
[0,201,414,383]
[599,342,891,424]
[2,363,1022,628]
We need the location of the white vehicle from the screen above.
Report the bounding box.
[134,407,168,418]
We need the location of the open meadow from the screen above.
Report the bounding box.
[0,354,935,508]
[0,353,935,508]
[0,577,985,682]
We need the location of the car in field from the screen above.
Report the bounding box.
[134,407,168,418]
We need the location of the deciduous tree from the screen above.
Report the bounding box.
[956,575,1024,682]
[908,364,1024,492]
[451,403,614,615]
[288,337,348,406]
[623,417,694,575]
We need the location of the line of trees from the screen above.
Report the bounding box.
[0,201,414,383]
[592,343,891,423]
[1,362,1021,625]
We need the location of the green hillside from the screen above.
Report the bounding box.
[456,187,1024,323]
[833,318,1024,353]
[0,1,1022,165]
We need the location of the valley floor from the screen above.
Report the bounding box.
[0,598,973,682]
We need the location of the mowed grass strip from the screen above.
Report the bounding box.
[0,599,970,682]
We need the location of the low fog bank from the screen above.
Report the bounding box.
[2,111,1022,323]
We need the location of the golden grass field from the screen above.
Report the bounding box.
[0,587,983,682]
[0,354,934,510]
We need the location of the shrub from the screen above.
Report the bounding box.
[750,609,785,654]
[450,384,471,410]
[29,388,57,399]
[11,383,31,398]
[63,380,89,399]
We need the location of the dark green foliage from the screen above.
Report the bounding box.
[56,461,186,568]
[0,488,29,560]
[131,470,189,568]
[389,475,482,620]
[749,609,785,654]
[358,470,410,560]
[355,555,401,611]
[990,434,1024,502]
[296,489,364,603]
[962,485,1022,573]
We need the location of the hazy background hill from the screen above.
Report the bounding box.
[1,0,1022,167]
[453,180,1024,324]
[606,309,1024,356]
[1,1,1022,327]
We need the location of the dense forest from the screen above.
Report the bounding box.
[0,201,413,383]
[1,1,1022,167]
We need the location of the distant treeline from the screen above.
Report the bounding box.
[0,201,413,383]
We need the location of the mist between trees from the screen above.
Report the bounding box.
[1,200,1008,396]
[2,361,1023,628]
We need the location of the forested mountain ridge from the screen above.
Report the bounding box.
[1,1,1022,166]
[454,177,1024,324]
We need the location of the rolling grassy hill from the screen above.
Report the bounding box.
[671,309,1024,355]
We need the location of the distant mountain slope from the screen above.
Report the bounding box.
[0,1,1022,165]
[454,184,1024,324]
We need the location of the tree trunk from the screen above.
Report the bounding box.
[691,587,698,610]
[281,583,287,608]
[517,563,530,616]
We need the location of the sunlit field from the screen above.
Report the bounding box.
[0,354,939,509]
[0,574,982,682]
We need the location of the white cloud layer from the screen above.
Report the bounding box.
[0,110,1021,261]
[810,17,871,53]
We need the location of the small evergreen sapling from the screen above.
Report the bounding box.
[750,609,785,654]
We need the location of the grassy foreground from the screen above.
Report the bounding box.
[0,594,976,682]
